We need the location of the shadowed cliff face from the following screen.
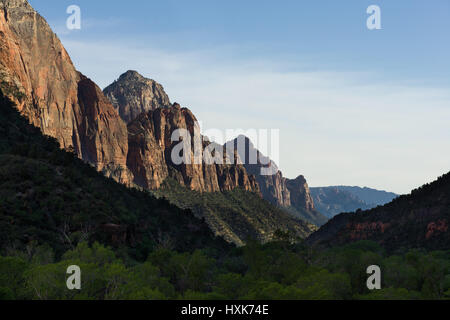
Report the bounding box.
[104,70,171,124]
[0,0,132,184]
[127,104,260,193]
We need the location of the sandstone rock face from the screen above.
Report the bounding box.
[104,70,171,124]
[76,75,132,184]
[127,104,260,193]
[0,0,131,184]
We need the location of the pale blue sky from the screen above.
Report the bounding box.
[29,0,450,194]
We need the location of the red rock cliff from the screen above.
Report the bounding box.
[0,0,131,183]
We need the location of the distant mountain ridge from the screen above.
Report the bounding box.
[332,186,398,206]
[308,176,450,251]
[310,186,398,218]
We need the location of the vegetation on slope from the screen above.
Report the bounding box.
[152,178,316,246]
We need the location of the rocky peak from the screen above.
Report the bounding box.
[118,70,144,81]
[104,70,171,123]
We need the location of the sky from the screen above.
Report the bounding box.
[29,0,450,194]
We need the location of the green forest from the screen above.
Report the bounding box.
[1,239,449,300]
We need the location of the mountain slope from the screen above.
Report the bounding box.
[308,175,450,251]
[0,90,229,258]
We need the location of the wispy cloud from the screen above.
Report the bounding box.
[60,38,450,194]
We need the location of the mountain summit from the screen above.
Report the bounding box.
[104,70,171,123]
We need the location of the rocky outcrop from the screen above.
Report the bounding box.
[307,172,450,252]
[0,0,131,183]
[127,104,260,193]
[286,175,315,211]
[104,70,171,124]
